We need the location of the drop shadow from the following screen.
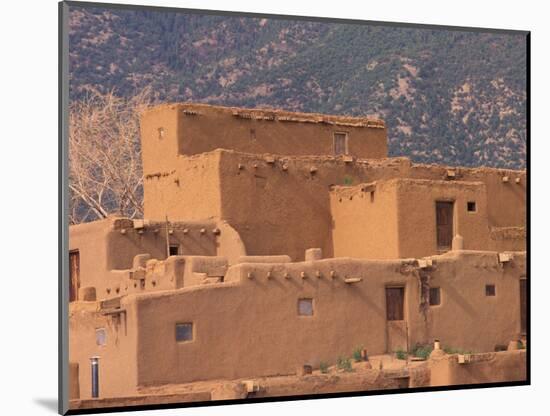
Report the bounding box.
[33,398,58,413]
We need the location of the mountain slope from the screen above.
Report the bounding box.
[69,6,527,169]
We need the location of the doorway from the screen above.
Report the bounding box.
[385,287,407,352]
[69,250,80,302]
[436,201,454,250]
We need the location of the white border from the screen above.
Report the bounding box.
[2,0,547,415]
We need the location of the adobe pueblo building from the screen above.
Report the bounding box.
[68,103,527,405]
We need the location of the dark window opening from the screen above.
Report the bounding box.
[169,245,179,256]
[467,201,476,212]
[298,298,314,316]
[429,287,441,306]
[485,284,496,296]
[176,323,193,342]
[333,132,348,156]
[370,191,375,203]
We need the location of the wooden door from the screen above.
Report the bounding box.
[386,287,404,321]
[385,287,407,352]
[520,279,527,334]
[436,201,454,250]
[69,250,80,302]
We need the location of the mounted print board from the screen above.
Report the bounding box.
[59,1,529,414]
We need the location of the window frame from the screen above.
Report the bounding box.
[297,298,314,317]
[95,328,107,346]
[169,244,180,256]
[485,284,496,297]
[175,322,194,343]
[333,131,349,156]
[429,287,441,306]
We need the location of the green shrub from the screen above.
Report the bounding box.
[336,356,353,372]
[443,346,473,355]
[395,349,408,360]
[411,344,433,360]
[352,346,364,362]
[319,361,329,374]
[343,176,353,185]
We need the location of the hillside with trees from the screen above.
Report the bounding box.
[69,6,527,172]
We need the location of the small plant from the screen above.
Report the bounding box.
[352,346,364,362]
[395,348,408,360]
[343,176,353,185]
[443,346,473,355]
[319,361,329,374]
[517,340,526,350]
[411,344,433,360]
[336,356,353,372]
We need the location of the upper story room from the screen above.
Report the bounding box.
[139,103,388,175]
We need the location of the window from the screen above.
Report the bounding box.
[96,328,106,346]
[333,132,348,155]
[429,287,441,306]
[485,284,496,296]
[169,244,179,256]
[175,323,194,342]
[467,201,476,212]
[298,298,314,316]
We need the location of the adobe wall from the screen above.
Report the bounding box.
[140,104,388,163]
[142,151,223,222]
[408,164,526,229]
[429,350,526,386]
[330,181,400,259]
[143,150,525,261]
[395,179,491,258]
[216,152,406,261]
[69,300,139,399]
[69,217,245,301]
[130,251,525,386]
[411,250,526,352]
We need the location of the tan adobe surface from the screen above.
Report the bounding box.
[69,103,527,404]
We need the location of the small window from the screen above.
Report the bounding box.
[333,132,348,156]
[370,191,375,203]
[467,201,476,212]
[298,298,314,316]
[429,287,441,306]
[175,323,194,342]
[169,244,179,256]
[96,328,106,346]
[485,284,496,296]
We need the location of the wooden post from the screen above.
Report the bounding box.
[165,215,170,258]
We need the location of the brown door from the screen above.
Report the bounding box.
[436,201,454,250]
[385,287,407,352]
[386,287,405,320]
[520,279,527,334]
[69,250,80,302]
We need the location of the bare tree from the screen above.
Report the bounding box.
[69,88,152,224]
